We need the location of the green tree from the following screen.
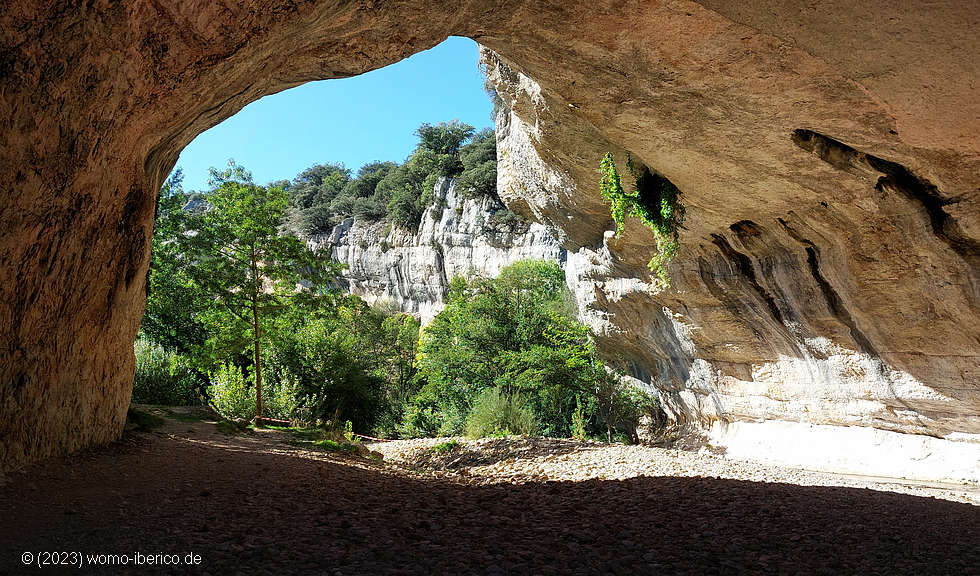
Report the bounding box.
[178,161,339,423]
[142,168,212,363]
[412,260,606,437]
[457,128,497,198]
[289,163,351,235]
[416,120,474,157]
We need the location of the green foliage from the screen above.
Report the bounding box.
[594,371,662,443]
[465,388,538,438]
[173,161,340,421]
[599,154,629,236]
[431,440,460,454]
[289,163,351,235]
[571,395,587,441]
[207,362,299,421]
[409,260,606,438]
[270,297,419,433]
[132,338,203,406]
[456,127,497,198]
[416,120,474,157]
[207,363,254,421]
[286,123,496,233]
[310,439,358,453]
[490,208,523,229]
[343,420,356,443]
[598,153,686,286]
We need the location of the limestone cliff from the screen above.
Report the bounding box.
[311,178,565,323]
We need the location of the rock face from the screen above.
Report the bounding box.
[312,178,564,323]
[1,1,977,474]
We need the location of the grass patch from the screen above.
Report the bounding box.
[127,407,165,432]
[314,439,359,453]
[431,440,460,454]
[289,438,358,453]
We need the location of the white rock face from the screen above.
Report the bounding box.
[311,178,565,323]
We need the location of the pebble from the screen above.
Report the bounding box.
[369,435,980,504]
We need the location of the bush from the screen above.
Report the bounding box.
[132,338,202,405]
[465,388,538,438]
[490,209,522,229]
[263,372,301,421]
[432,440,460,453]
[208,363,254,421]
[571,395,587,441]
[457,128,497,198]
[207,362,300,421]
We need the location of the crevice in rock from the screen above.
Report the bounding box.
[792,129,979,274]
[710,233,785,326]
[777,218,878,357]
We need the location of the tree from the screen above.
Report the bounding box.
[178,161,339,423]
[416,120,474,157]
[288,163,351,235]
[412,260,606,437]
[142,168,212,363]
[457,128,497,198]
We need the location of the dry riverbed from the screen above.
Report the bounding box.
[2,410,978,575]
[370,435,980,504]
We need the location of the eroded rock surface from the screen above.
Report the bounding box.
[1,1,977,470]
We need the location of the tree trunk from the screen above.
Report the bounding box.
[252,298,263,427]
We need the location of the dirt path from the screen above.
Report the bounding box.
[1,411,978,575]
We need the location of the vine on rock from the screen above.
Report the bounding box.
[598,153,686,287]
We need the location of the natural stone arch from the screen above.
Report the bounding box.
[1,1,977,470]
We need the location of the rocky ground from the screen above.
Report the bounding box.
[369,436,980,505]
[1,408,978,575]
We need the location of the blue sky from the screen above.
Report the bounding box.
[174,36,493,191]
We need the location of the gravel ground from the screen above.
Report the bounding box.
[369,436,980,505]
[1,412,978,575]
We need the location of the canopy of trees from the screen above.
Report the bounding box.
[288,121,498,234]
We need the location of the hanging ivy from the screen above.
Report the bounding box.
[598,153,686,286]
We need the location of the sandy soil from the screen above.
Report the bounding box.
[1,409,977,575]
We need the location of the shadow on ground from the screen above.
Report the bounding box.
[1,422,977,575]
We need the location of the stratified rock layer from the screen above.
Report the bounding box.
[1,1,977,470]
[312,178,564,323]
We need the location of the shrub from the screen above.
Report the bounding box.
[263,372,301,421]
[399,402,442,438]
[207,362,300,421]
[457,128,497,198]
[490,208,522,229]
[571,395,587,441]
[207,363,254,421]
[432,440,460,454]
[132,338,202,405]
[464,388,538,438]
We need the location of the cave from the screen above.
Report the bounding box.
[1,1,978,483]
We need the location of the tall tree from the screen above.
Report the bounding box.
[179,161,340,423]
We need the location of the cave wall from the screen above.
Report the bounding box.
[1,0,977,470]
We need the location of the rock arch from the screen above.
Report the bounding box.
[2,1,977,471]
